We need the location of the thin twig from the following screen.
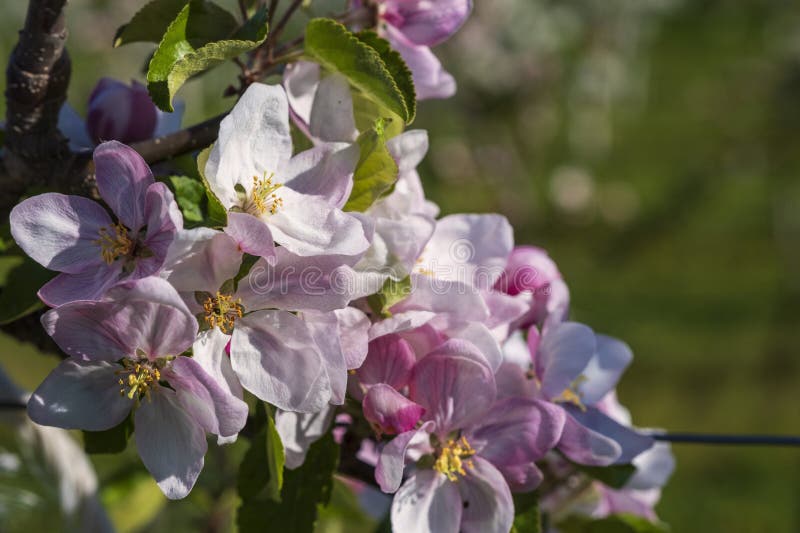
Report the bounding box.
[0,400,27,409]
[270,0,302,44]
[647,431,800,447]
[267,0,280,27]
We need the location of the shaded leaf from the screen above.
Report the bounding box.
[113,0,189,47]
[0,256,54,325]
[344,118,399,212]
[356,31,416,123]
[367,275,412,318]
[238,433,339,533]
[83,414,134,455]
[305,18,414,124]
[238,404,285,501]
[512,491,541,533]
[558,513,670,533]
[197,145,229,226]
[167,175,205,224]
[574,462,637,490]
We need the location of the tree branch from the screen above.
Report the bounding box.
[129,112,226,165]
[2,0,74,217]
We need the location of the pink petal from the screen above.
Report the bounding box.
[93,141,155,230]
[363,383,425,435]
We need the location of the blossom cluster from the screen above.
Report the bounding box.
[9,1,673,531]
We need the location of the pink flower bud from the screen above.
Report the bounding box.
[363,384,425,436]
[86,78,158,144]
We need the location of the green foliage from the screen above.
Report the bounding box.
[196,145,229,226]
[367,275,412,318]
[234,254,261,291]
[574,462,637,490]
[304,18,415,125]
[315,479,378,533]
[355,30,416,122]
[237,403,285,502]
[344,118,399,212]
[83,414,134,455]
[238,433,339,533]
[512,491,542,533]
[168,175,206,224]
[0,256,54,325]
[557,513,670,533]
[147,0,268,111]
[114,0,189,47]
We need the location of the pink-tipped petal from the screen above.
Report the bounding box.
[363,383,425,435]
[225,211,276,261]
[457,457,514,533]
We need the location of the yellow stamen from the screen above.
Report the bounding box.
[553,375,588,411]
[433,436,476,482]
[248,172,283,216]
[96,223,134,264]
[116,360,161,400]
[203,292,244,334]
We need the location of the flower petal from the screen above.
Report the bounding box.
[10,193,111,273]
[38,263,123,307]
[192,328,241,401]
[410,340,495,432]
[536,321,596,400]
[93,141,154,230]
[356,334,417,392]
[283,61,320,134]
[387,129,429,174]
[458,457,514,533]
[27,359,132,431]
[275,405,336,469]
[376,422,434,493]
[557,408,621,466]
[284,143,359,208]
[578,335,634,406]
[386,0,472,47]
[204,83,293,208]
[391,468,461,533]
[164,229,242,294]
[231,310,331,412]
[385,27,456,100]
[302,310,349,405]
[335,307,370,369]
[562,406,654,465]
[166,356,248,438]
[363,383,425,435]
[134,389,207,499]
[308,73,358,143]
[267,187,370,257]
[224,211,276,261]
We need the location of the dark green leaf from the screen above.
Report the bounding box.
[147,0,268,111]
[168,175,205,223]
[366,275,412,318]
[197,145,229,226]
[557,513,669,533]
[304,18,414,124]
[344,118,399,212]
[0,256,54,325]
[512,491,541,533]
[237,404,285,501]
[355,31,416,124]
[574,462,637,489]
[113,0,189,47]
[238,433,339,533]
[234,254,261,291]
[83,414,134,454]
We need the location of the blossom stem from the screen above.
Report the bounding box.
[648,431,800,446]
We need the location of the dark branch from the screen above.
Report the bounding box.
[648,431,800,447]
[2,0,73,216]
[129,112,226,165]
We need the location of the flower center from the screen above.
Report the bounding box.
[247,173,283,216]
[96,222,134,264]
[434,436,476,482]
[553,375,588,411]
[203,292,244,334]
[117,359,161,400]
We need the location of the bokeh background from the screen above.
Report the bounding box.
[1,0,799,531]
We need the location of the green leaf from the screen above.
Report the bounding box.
[0,256,54,325]
[304,18,415,124]
[344,118,399,212]
[557,513,670,533]
[168,175,205,223]
[355,31,416,123]
[83,414,134,454]
[238,433,339,533]
[352,93,405,139]
[512,491,541,533]
[237,404,285,501]
[574,462,637,489]
[366,275,412,318]
[147,0,268,111]
[197,145,229,226]
[234,254,261,291]
[113,0,189,47]
[315,479,378,533]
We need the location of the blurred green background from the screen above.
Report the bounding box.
[1,0,799,531]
